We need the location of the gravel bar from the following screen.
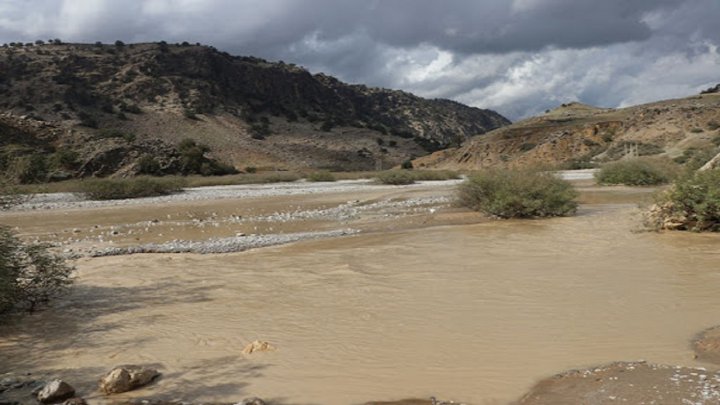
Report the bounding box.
[13,179,463,211]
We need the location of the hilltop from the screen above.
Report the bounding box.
[414,94,720,170]
[0,41,509,181]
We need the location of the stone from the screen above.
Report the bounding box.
[36,379,76,404]
[242,340,276,355]
[99,365,159,395]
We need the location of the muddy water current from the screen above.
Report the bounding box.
[2,203,720,404]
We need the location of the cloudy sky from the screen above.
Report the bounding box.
[1,0,718,120]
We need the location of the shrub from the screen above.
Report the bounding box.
[305,171,336,182]
[595,159,678,186]
[0,226,74,314]
[520,142,536,152]
[674,148,718,171]
[49,148,80,171]
[375,171,416,185]
[646,169,720,232]
[457,169,578,218]
[136,155,162,175]
[400,159,414,170]
[708,120,720,131]
[12,154,48,184]
[78,177,186,200]
[690,127,704,133]
[244,166,257,174]
[77,111,98,128]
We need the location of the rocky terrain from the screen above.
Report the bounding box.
[415,92,720,170]
[0,41,509,180]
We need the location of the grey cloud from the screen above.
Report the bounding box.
[0,0,717,120]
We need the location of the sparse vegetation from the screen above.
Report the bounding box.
[646,169,720,232]
[96,128,136,142]
[177,138,238,176]
[673,148,718,171]
[375,171,416,185]
[12,154,48,184]
[136,155,162,175]
[0,226,73,314]
[408,170,461,181]
[520,142,536,152]
[457,169,578,218]
[78,176,186,200]
[305,171,336,182]
[595,159,678,186]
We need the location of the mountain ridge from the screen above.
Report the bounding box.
[0,41,509,181]
[414,94,720,170]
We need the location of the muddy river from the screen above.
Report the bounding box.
[1,182,720,404]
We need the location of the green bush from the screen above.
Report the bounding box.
[136,155,162,175]
[648,169,720,232]
[0,226,73,314]
[50,148,80,170]
[400,159,414,170]
[176,139,237,176]
[375,171,416,185]
[78,176,186,200]
[595,159,678,186]
[306,171,336,182]
[457,169,578,218]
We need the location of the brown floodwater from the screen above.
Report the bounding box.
[2,201,720,404]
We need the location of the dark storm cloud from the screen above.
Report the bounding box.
[0,0,717,120]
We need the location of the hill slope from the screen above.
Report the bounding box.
[0,41,509,180]
[414,94,720,170]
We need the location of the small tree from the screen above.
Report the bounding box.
[0,226,73,314]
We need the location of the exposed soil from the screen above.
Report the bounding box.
[516,361,720,405]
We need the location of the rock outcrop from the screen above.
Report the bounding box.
[36,379,76,404]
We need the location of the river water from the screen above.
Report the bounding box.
[1,203,720,404]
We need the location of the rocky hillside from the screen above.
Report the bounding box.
[415,92,720,170]
[0,41,509,181]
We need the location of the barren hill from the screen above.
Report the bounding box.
[0,41,509,181]
[414,94,720,170]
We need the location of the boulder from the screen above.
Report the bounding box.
[99,366,159,395]
[36,380,75,404]
[242,340,276,355]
